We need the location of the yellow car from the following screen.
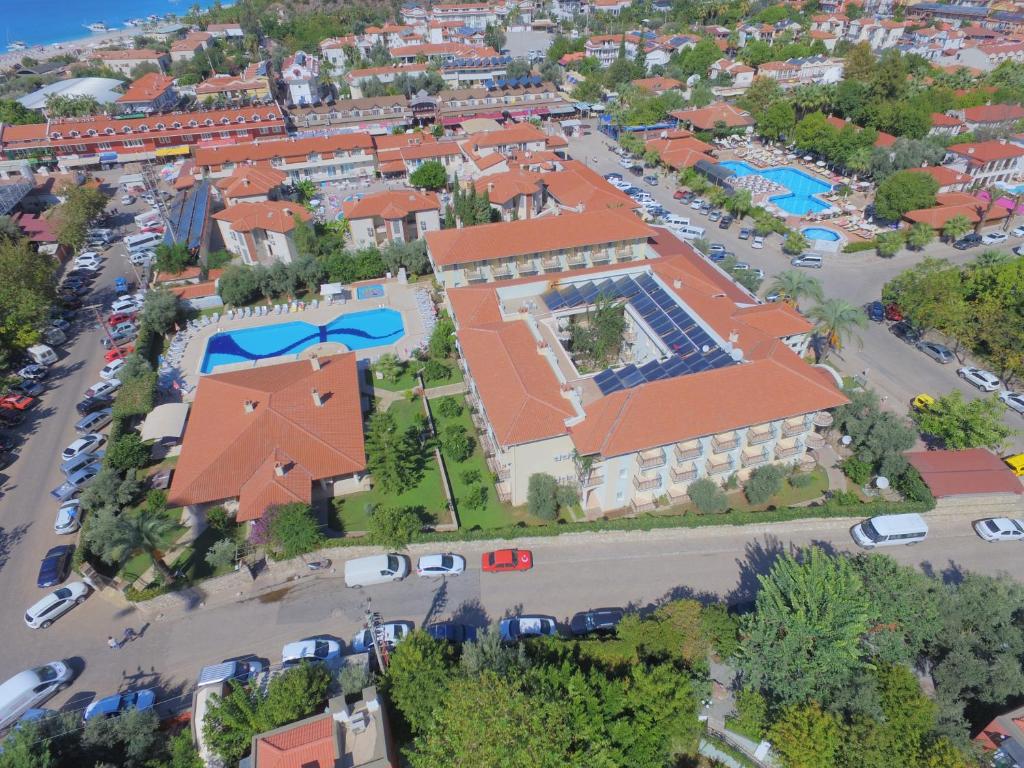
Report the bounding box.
[912,393,935,412]
[1005,454,1024,477]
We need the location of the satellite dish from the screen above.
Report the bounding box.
[840,435,852,446]
[875,476,890,490]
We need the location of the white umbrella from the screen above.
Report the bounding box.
[803,155,813,161]
[816,160,827,167]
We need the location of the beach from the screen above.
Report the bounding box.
[0,27,164,72]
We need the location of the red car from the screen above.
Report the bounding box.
[139,225,165,234]
[0,394,35,411]
[673,189,686,200]
[884,304,904,322]
[481,548,532,573]
[107,311,138,326]
[105,345,134,362]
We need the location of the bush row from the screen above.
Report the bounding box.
[842,240,878,253]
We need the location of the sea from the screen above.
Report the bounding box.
[3,0,221,49]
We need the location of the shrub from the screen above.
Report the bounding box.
[461,468,482,485]
[894,466,934,505]
[266,503,323,559]
[205,506,232,535]
[840,456,872,485]
[688,478,728,514]
[527,473,559,520]
[440,424,473,463]
[368,506,423,549]
[423,359,451,383]
[842,240,877,253]
[204,539,237,571]
[701,603,740,659]
[436,396,463,418]
[729,688,768,740]
[105,433,150,472]
[744,464,785,505]
[788,471,815,488]
[463,484,489,511]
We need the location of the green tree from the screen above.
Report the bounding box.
[0,720,54,768]
[96,512,178,583]
[293,179,317,206]
[267,503,322,558]
[367,506,422,549]
[428,315,455,359]
[875,230,905,258]
[0,98,44,125]
[423,358,451,382]
[913,389,1013,449]
[833,387,917,478]
[768,702,842,768]
[759,100,797,141]
[905,221,935,250]
[217,264,261,306]
[941,214,972,243]
[374,352,405,383]
[106,433,150,471]
[45,94,102,117]
[365,410,422,493]
[740,548,869,707]
[386,630,456,733]
[843,41,877,81]
[874,171,938,221]
[688,477,728,514]
[767,269,823,308]
[739,77,785,121]
[78,469,140,513]
[55,184,107,250]
[527,473,559,520]
[160,730,205,768]
[744,464,785,505]
[409,160,448,190]
[0,238,55,359]
[436,396,462,418]
[440,423,473,462]
[808,298,867,360]
[140,288,179,335]
[204,538,237,571]
[81,708,162,768]
[782,231,809,255]
[154,242,192,275]
[724,188,754,220]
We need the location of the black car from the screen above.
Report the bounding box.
[58,295,83,309]
[0,410,24,427]
[13,379,45,398]
[570,608,625,637]
[37,545,73,588]
[60,282,91,296]
[629,164,643,176]
[76,395,115,416]
[0,433,17,451]
[953,234,982,250]
[890,320,923,344]
[425,622,477,644]
[65,269,96,282]
[719,214,734,229]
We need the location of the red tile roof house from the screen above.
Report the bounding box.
[943,140,1024,186]
[444,228,846,512]
[115,73,178,114]
[213,201,312,266]
[670,103,755,132]
[976,702,1024,768]
[167,354,368,525]
[343,189,441,248]
[214,166,289,206]
[89,49,171,77]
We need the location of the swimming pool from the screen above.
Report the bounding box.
[720,161,832,216]
[802,227,842,242]
[201,308,405,373]
[356,284,385,300]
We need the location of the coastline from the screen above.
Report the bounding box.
[0,27,150,72]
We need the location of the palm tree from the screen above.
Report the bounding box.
[724,189,753,220]
[845,147,872,180]
[807,298,868,361]
[767,269,824,308]
[973,186,1002,235]
[101,514,179,584]
[782,231,809,255]
[905,221,934,250]
[942,214,972,243]
[1001,192,1023,232]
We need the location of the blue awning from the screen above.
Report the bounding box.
[99,152,118,162]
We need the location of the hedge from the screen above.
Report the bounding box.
[843,240,877,253]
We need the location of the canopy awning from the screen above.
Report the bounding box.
[140,403,190,442]
[155,146,191,157]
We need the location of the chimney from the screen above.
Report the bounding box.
[244,400,255,413]
[312,388,323,407]
[310,354,321,370]
[673,279,682,289]
[729,330,739,344]
[274,462,286,476]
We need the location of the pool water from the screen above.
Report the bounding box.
[802,227,842,242]
[720,161,832,216]
[201,308,405,373]
[356,284,385,300]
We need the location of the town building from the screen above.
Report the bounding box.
[319,35,359,73]
[630,76,683,95]
[343,189,442,247]
[195,62,273,102]
[213,201,312,265]
[170,31,213,62]
[644,131,716,169]
[430,3,498,28]
[954,40,1024,70]
[207,22,244,38]
[389,42,497,64]
[439,55,511,88]
[282,51,322,106]
[957,103,1024,132]
[584,35,640,67]
[944,140,1024,185]
[708,59,755,95]
[344,64,430,99]
[16,77,126,114]
[213,166,288,206]
[976,702,1024,768]
[115,73,178,114]
[670,103,755,132]
[89,49,170,76]
[287,96,413,133]
[929,111,967,137]
[193,133,376,185]
[376,136,465,183]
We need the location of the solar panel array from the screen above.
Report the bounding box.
[163,180,210,252]
[542,273,738,395]
[483,75,543,90]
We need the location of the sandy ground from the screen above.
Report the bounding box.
[1,26,157,71]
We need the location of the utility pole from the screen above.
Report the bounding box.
[141,160,178,243]
[365,608,389,670]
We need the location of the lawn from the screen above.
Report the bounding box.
[116,506,187,583]
[367,358,463,393]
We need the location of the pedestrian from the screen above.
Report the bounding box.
[107,636,121,650]
[121,627,136,644]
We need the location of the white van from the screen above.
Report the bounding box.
[675,224,705,240]
[852,513,929,548]
[665,214,690,227]
[124,232,163,252]
[27,344,57,366]
[133,211,160,228]
[790,253,823,269]
[344,554,409,588]
[0,663,73,730]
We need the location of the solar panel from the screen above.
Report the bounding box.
[618,366,645,388]
[690,358,711,373]
[543,291,565,311]
[578,281,600,304]
[561,284,583,307]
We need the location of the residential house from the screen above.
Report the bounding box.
[376,135,464,183]
[195,62,273,102]
[670,103,755,132]
[288,96,413,133]
[430,3,498,28]
[389,42,497,64]
[847,19,909,51]
[282,51,322,106]
[584,35,640,67]
[957,103,1024,132]
[213,201,313,265]
[708,59,755,95]
[956,41,1024,70]
[631,76,683,95]
[435,80,574,126]
[115,73,178,114]
[902,190,1012,229]
[905,165,972,193]
[343,189,442,247]
[193,133,376,185]
[344,64,430,99]
[89,49,170,76]
[213,166,288,205]
[206,23,244,38]
[320,35,358,73]
[644,131,716,169]
[170,31,212,62]
[944,139,1024,185]
[975,702,1024,768]
[929,111,967,137]
[439,55,511,88]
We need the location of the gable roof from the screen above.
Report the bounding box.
[117,73,175,103]
[254,715,336,768]
[670,103,754,129]
[906,448,1023,497]
[343,189,440,220]
[213,201,312,233]
[215,166,288,199]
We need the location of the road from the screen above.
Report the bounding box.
[569,126,1024,453]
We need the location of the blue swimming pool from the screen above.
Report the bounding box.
[720,161,832,216]
[201,308,405,373]
[802,227,842,242]
[356,284,385,300]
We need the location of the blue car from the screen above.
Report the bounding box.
[83,690,156,721]
[37,545,73,588]
[114,277,130,295]
[425,622,477,644]
[867,301,885,322]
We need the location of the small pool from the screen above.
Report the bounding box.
[356,284,385,300]
[802,227,842,242]
[200,308,404,373]
[719,161,832,216]
[335,212,346,221]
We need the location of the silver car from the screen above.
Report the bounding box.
[999,391,1024,416]
[51,463,101,501]
[916,341,954,364]
[25,582,91,628]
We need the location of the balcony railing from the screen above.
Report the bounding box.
[706,458,734,476]
[517,260,538,275]
[674,440,703,462]
[775,440,804,459]
[481,434,498,457]
[497,483,511,503]
[591,252,611,264]
[712,432,740,454]
[670,463,698,483]
[746,427,774,446]
[492,263,513,279]
[667,485,689,503]
[540,255,562,271]
[638,448,667,470]
[633,472,662,491]
[741,448,770,468]
[466,268,487,283]
[631,497,657,514]
[566,254,587,268]
[580,471,605,488]
[782,417,811,438]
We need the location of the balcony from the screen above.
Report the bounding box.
[540,255,562,271]
[470,411,487,431]
[638,448,667,470]
[631,496,658,514]
[497,482,511,503]
[674,440,703,462]
[481,434,498,457]
[580,470,605,488]
[632,471,662,491]
[491,262,513,279]
[712,432,740,454]
[591,252,611,264]
[670,463,698,483]
[746,426,774,446]
[812,410,834,428]
[517,259,538,275]
[775,439,804,459]
[466,268,487,283]
[706,457,733,476]
[667,485,689,503]
[741,447,770,468]
[782,417,811,438]
[566,253,587,268]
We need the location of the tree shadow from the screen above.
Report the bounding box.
[920,559,966,586]
[724,535,786,608]
[0,522,31,575]
[117,667,193,718]
[449,597,490,629]
[624,583,722,619]
[420,579,449,627]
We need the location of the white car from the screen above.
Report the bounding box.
[281,638,342,667]
[24,582,91,628]
[999,390,1024,416]
[974,518,1024,542]
[499,615,558,642]
[84,379,121,400]
[54,500,82,534]
[110,297,143,314]
[351,621,413,652]
[1012,225,1024,237]
[690,199,704,210]
[73,253,102,270]
[957,366,1001,392]
[751,236,765,249]
[416,553,466,577]
[610,179,632,191]
[61,433,105,462]
[121,194,135,206]
[981,231,1008,245]
[618,157,633,168]
[130,250,154,266]
[100,358,127,380]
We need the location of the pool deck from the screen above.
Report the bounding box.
[169,278,431,397]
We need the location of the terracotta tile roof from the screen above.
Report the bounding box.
[155,265,203,283]
[343,189,440,219]
[195,67,269,95]
[376,142,461,164]
[169,280,219,300]
[425,209,655,266]
[962,103,1024,123]
[215,166,288,199]
[46,105,285,139]
[117,72,176,103]
[905,165,971,187]
[465,123,548,149]
[196,133,373,168]
[0,123,47,144]
[906,448,1023,498]
[390,42,496,58]
[947,140,1024,163]
[645,136,714,170]
[631,76,683,92]
[474,170,541,203]
[533,161,639,211]
[903,191,1010,227]
[91,48,165,61]
[930,111,965,127]
[372,132,436,151]
[213,201,311,234]
[254,714,336,768]
[670,103,755,130]
[731,302,813,338]
[168,354,365,512]
[345,63,429,81]
[238,451,314,522]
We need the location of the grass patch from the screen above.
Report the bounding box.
[169,522,248,581]
[368,358,463,393]
[115,506,187,584]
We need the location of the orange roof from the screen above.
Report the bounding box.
[962,103,1024,123]
[91,48,165,61]
[117,72,176,103]
[645,136,714,170]
[905,165,971,188]
[474,170,541,203]
[372,132,436,151]
[47,105,284,139]
[213,201,312,234]
[238,451,314,522]
[390,42,496,57]
[346,63,428,81]
[670,103,755,130]
[343,189,440,219]
[254,715,335,768]
[169,280,218,300]
[168,354,365,512]
[947,140,1024,163]
[631,76,683,92]
[903,191,1011,227]
[465,123,548,149]
[215,166,288,199]
[376,141,461,164]
[195,68,269,95]
[425,209,655,266]
[195,133,373,168]
[930,111,965,127]
[529,161,638,211]
[906,448,1023,498]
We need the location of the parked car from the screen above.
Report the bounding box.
[83,690,156,721]
[0,409,25,427]
[110,321,137,338]
[196,660,265,688]
[1012,224,1024,237]
[24,582,90,629]
[981,231,1008,245]
[16,364,48,382]
[912,393,935,412]
[957,366,1001,392]
[129,250,154,266]
[998,390,1024,416]
[915,340,954,364]
[884,303,903,322]
[974,518,1024,542]
[673,189,686,200]
[690,199,704,210]
[482,548,532,573]
[642,174,658,186]
[953,234,982,250]
[499,615,558,642]
[708,209,722,222]
[50,463,100,501]
[751,235,765,249]
[738,228,751,240]
[76,395,114,416]
[867,301,885,322]
[424,622,477,644]
[36,545,73,588]
[101,328,137,349]
[281,638,342,667]
[54,500,81,535]
[0,394,36,411]
[100,358,126,380]
[73,253,102,270]
[12,379,44,398]
[104,345,134,363]
[351,621,414,653]
[61,433,105,462]
[718,214,733,229]
[416,553,466,577]
[84,379,121,400]
[569,608,625,637]
[891,321,922,344]
[790,254,823,268]
[109,297,144,314]
[618,157,633,169]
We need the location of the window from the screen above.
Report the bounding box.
[97,142,112,150]
[200,132,213,140]
[171,121,181,129]
[220,131,232,138]
[122,139,144,148]
[236,129,248,137]
[259,127,271,135]
[155,122,165,130]
[104,127,115,135]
